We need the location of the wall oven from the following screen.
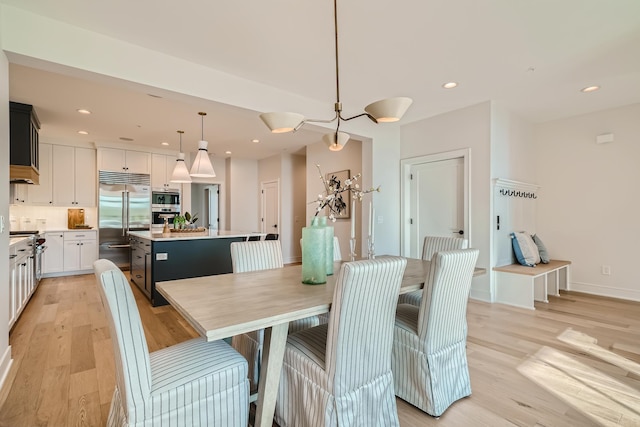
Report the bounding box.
[151,208,181,227]
[152,191,180,208]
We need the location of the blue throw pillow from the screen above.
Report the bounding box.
[532,234,550,264]
[511,231,539,267]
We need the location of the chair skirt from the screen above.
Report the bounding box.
[275,325,400,427]
[392,326,471,417]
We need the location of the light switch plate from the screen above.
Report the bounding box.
[156,253,168,261]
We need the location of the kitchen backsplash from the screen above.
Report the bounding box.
[9,205,97,231]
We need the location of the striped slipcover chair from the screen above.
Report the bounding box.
[392,248,479,416]
[397,235,468,306]
[229,240,319,391]
[275,256,407,427]
[93,259,249,427]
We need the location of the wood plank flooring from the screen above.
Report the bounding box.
[1,273,639,426]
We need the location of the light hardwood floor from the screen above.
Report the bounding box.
[1,273,639,426]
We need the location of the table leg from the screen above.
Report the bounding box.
[254,322,289,427]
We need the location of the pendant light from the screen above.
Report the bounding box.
[259,0,412,151]
[170,130,192,183]
[190,112,216,178]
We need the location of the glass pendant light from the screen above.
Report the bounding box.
[170,130,192,183]
[190,112,216,178]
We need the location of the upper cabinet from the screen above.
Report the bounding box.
[151,153,180,191]
[52,145,97,207]
[9,101,40,184]
[98,148,151,175]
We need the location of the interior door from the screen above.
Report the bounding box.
[205,185,220,229]
[409,157,464,258]
[261,181,279,234]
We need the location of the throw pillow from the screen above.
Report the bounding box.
[532,234,550,264]
[511,231,540,267]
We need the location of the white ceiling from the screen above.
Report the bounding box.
[4,0,640,159]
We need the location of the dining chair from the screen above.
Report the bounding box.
[93,259,249,427]
[229,240,320,392]
[397,235,468,306]
[275,256,407,427]
[392,248,479,417]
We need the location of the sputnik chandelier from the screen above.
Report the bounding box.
[259,0,412,151]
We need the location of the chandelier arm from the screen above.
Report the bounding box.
[340,112,378,123]
[296,112,340,129]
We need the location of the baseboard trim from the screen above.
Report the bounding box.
[569,281,640,302]
[470,287,492,303]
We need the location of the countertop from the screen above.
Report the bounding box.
[128,229,265,242]
[10,236,30,247]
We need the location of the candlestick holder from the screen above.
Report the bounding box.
[367,236,375,260]
[349,237,357,261]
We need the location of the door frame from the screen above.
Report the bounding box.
[400,148,471,256]
[260,179,280,234]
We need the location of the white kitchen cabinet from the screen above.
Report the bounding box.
[98,147,151,175]
[63,230,97,272]
[52,145,97,207]
[151,153,180,190]
[9,238,34,329]
[27,143,53,205]
[43,232,65,274]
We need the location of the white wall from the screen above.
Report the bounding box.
[257,153,307,264]
[306,139,364,259]
[401,102,492,301]
[0,40,13,391]
[226,158,259,232]
[534,103,640,301]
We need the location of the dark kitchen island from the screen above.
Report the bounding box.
[128,229,265,306]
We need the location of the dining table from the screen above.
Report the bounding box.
[156,256,486,427]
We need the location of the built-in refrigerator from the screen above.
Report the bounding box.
[98,171,151,269]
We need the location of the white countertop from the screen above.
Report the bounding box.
[128,229,265,242]
[9,236,30,247]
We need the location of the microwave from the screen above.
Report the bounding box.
[152,191,180,209]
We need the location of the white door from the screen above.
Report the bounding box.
[205,185,220,229]
[408,157,465,258]
[261,181,279,235]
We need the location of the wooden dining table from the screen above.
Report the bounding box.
[156,257,485,427]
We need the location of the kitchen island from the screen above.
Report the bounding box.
[128,229,265,306]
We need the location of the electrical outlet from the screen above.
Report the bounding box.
[601,265,611,275]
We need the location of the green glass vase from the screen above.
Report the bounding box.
[302,217,327,284]
[317,216,334,275]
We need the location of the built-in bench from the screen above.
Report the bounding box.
[493,260,571,310]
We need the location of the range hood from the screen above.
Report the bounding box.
[10,101,40,184]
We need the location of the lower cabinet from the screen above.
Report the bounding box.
[43,230,98,277]
[43,232,65,274]
[63,231,98,272]
[9,239,35,330]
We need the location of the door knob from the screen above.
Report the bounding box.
[455,230,464,235]
[273,224,278,228]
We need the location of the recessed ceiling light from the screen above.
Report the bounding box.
[252,139,260,143]
[78,130,88,135]
[119,137,134,141]
[161,142,169,146]
[581,85,600,93]
[77,109,91,115]
[442,82,458,89]
[225,150,232,155]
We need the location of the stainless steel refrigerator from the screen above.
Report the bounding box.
[98,171,151,269]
